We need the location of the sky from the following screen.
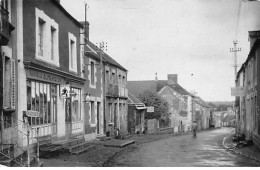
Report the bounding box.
[61,0,260,102]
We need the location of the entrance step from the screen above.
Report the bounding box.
[70,144,95,155]
[64,141,94,154]
[54,138,85,148]
[102,139,135,148]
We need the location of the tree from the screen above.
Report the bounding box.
[138,89,169,120]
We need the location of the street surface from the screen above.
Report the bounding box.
[108,128,260,167]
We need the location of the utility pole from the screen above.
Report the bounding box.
[230,40,241,133]
[230,40,241,80]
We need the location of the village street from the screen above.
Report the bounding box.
[107,128,260,167]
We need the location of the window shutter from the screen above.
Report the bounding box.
[11,59,15,109]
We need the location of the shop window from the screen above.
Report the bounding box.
[65,87,81,122]
[27,81,57,126]
[71,88,81,121]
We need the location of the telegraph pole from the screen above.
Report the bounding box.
[230,40,241,80]
[230,40,241,133]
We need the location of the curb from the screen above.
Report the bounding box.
[222,134,260,163]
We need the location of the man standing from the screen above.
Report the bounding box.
[192,121,198,137]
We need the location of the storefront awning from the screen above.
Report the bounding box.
[136,106,147,110]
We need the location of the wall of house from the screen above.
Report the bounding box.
[104,65,128,134]
[23,0,82,75]
[83,55,103,140]
[253,45,260,148]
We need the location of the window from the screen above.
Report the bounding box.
[106,70,110,84]
[109,103,113,122]
[38,18,45,56]
[27,81,57,126]
[69,32,77,72]
[36,8,59,66]
[1,0,8,10]
[51,27,56,60]
[91,61,94,85]
[118,75,121,86]
[122,76,125,86]
[112,72,115,85]
[70,40,75,68]
[91,101,95,124]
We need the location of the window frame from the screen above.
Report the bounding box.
[68,32,77,73]
[35,8,59,66]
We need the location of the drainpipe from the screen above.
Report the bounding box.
[1,50,4,147]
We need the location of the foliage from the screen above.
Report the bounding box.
[138,89,169,120]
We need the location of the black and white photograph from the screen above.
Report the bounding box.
[1,0,260,167]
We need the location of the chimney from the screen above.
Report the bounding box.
[155,73,158,82]
[167,74,178,85]
[85,21,89,41]
[248,31,260,48]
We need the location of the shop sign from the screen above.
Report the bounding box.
[23,110,40,117]
[26,69,63,84]
[61,84,70,98]
[231,87,246,96]
[147,106,154,112]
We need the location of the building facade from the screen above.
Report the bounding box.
[83,40,128,138]
[0,0,16,155]
[235,30,260,148]
[158,75,193,132]
[128,93,146,134]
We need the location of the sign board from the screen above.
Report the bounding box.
[60,84,70,98]
[147,106,154,113]
[23,110,40,117]
[231,87,246,96]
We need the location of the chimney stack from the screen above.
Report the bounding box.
[167,74,178,85]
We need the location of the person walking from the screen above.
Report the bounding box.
[192,121,198,137]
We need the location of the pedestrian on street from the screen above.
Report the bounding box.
[192,121,198,138]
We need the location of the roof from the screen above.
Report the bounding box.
[52,0,83,28]
[128,92,144,104]
[167,84,192,96]
[85,41,127,71]
[127,80,157,97]
[236,36,260,80]
[128,80,192,97]
[194,96,210,108]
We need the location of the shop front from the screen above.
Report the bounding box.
[24,62,85,142]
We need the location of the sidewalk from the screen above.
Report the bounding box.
[223,133,260,163]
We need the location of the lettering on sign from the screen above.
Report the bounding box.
[23,110,40,117]
[26,69,63,84]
